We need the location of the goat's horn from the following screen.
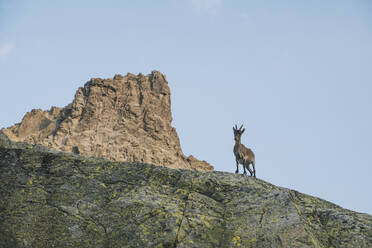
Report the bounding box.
[239,124,243,130]
[234,124,237,130]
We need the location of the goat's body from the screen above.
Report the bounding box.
[233,142,256,177]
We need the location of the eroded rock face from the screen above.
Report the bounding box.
[0,141,371,247]
[2,71,212,171]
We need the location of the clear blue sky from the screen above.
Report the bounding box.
[1,0,371,214]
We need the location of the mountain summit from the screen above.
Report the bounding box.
[2,71,212,171]
[0,136,371,247]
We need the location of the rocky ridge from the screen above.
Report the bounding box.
[0,136,371,247]
[2,71,212,171]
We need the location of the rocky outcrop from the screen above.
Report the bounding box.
[0,139,371,247]
[2,71,212,171]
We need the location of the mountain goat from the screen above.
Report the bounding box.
[233,124,256,177]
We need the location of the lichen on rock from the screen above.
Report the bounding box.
[0,138,371,247]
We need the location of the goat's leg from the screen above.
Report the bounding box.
[235,160,239,174]
[245,163,253,177]
[243,164,247,175]
[252,161,256,178]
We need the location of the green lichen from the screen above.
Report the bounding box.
[0,137,371,247]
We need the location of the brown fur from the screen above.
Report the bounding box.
[233,124,256,177]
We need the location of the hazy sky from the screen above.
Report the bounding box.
[1,0,371,214]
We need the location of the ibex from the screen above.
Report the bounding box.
[233,124,256,177]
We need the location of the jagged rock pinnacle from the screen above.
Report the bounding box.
[2,71,213,171]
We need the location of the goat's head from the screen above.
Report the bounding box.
[233,124,245,143]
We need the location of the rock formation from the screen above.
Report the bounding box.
[2,71,212,171]
[0,138,371,247]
